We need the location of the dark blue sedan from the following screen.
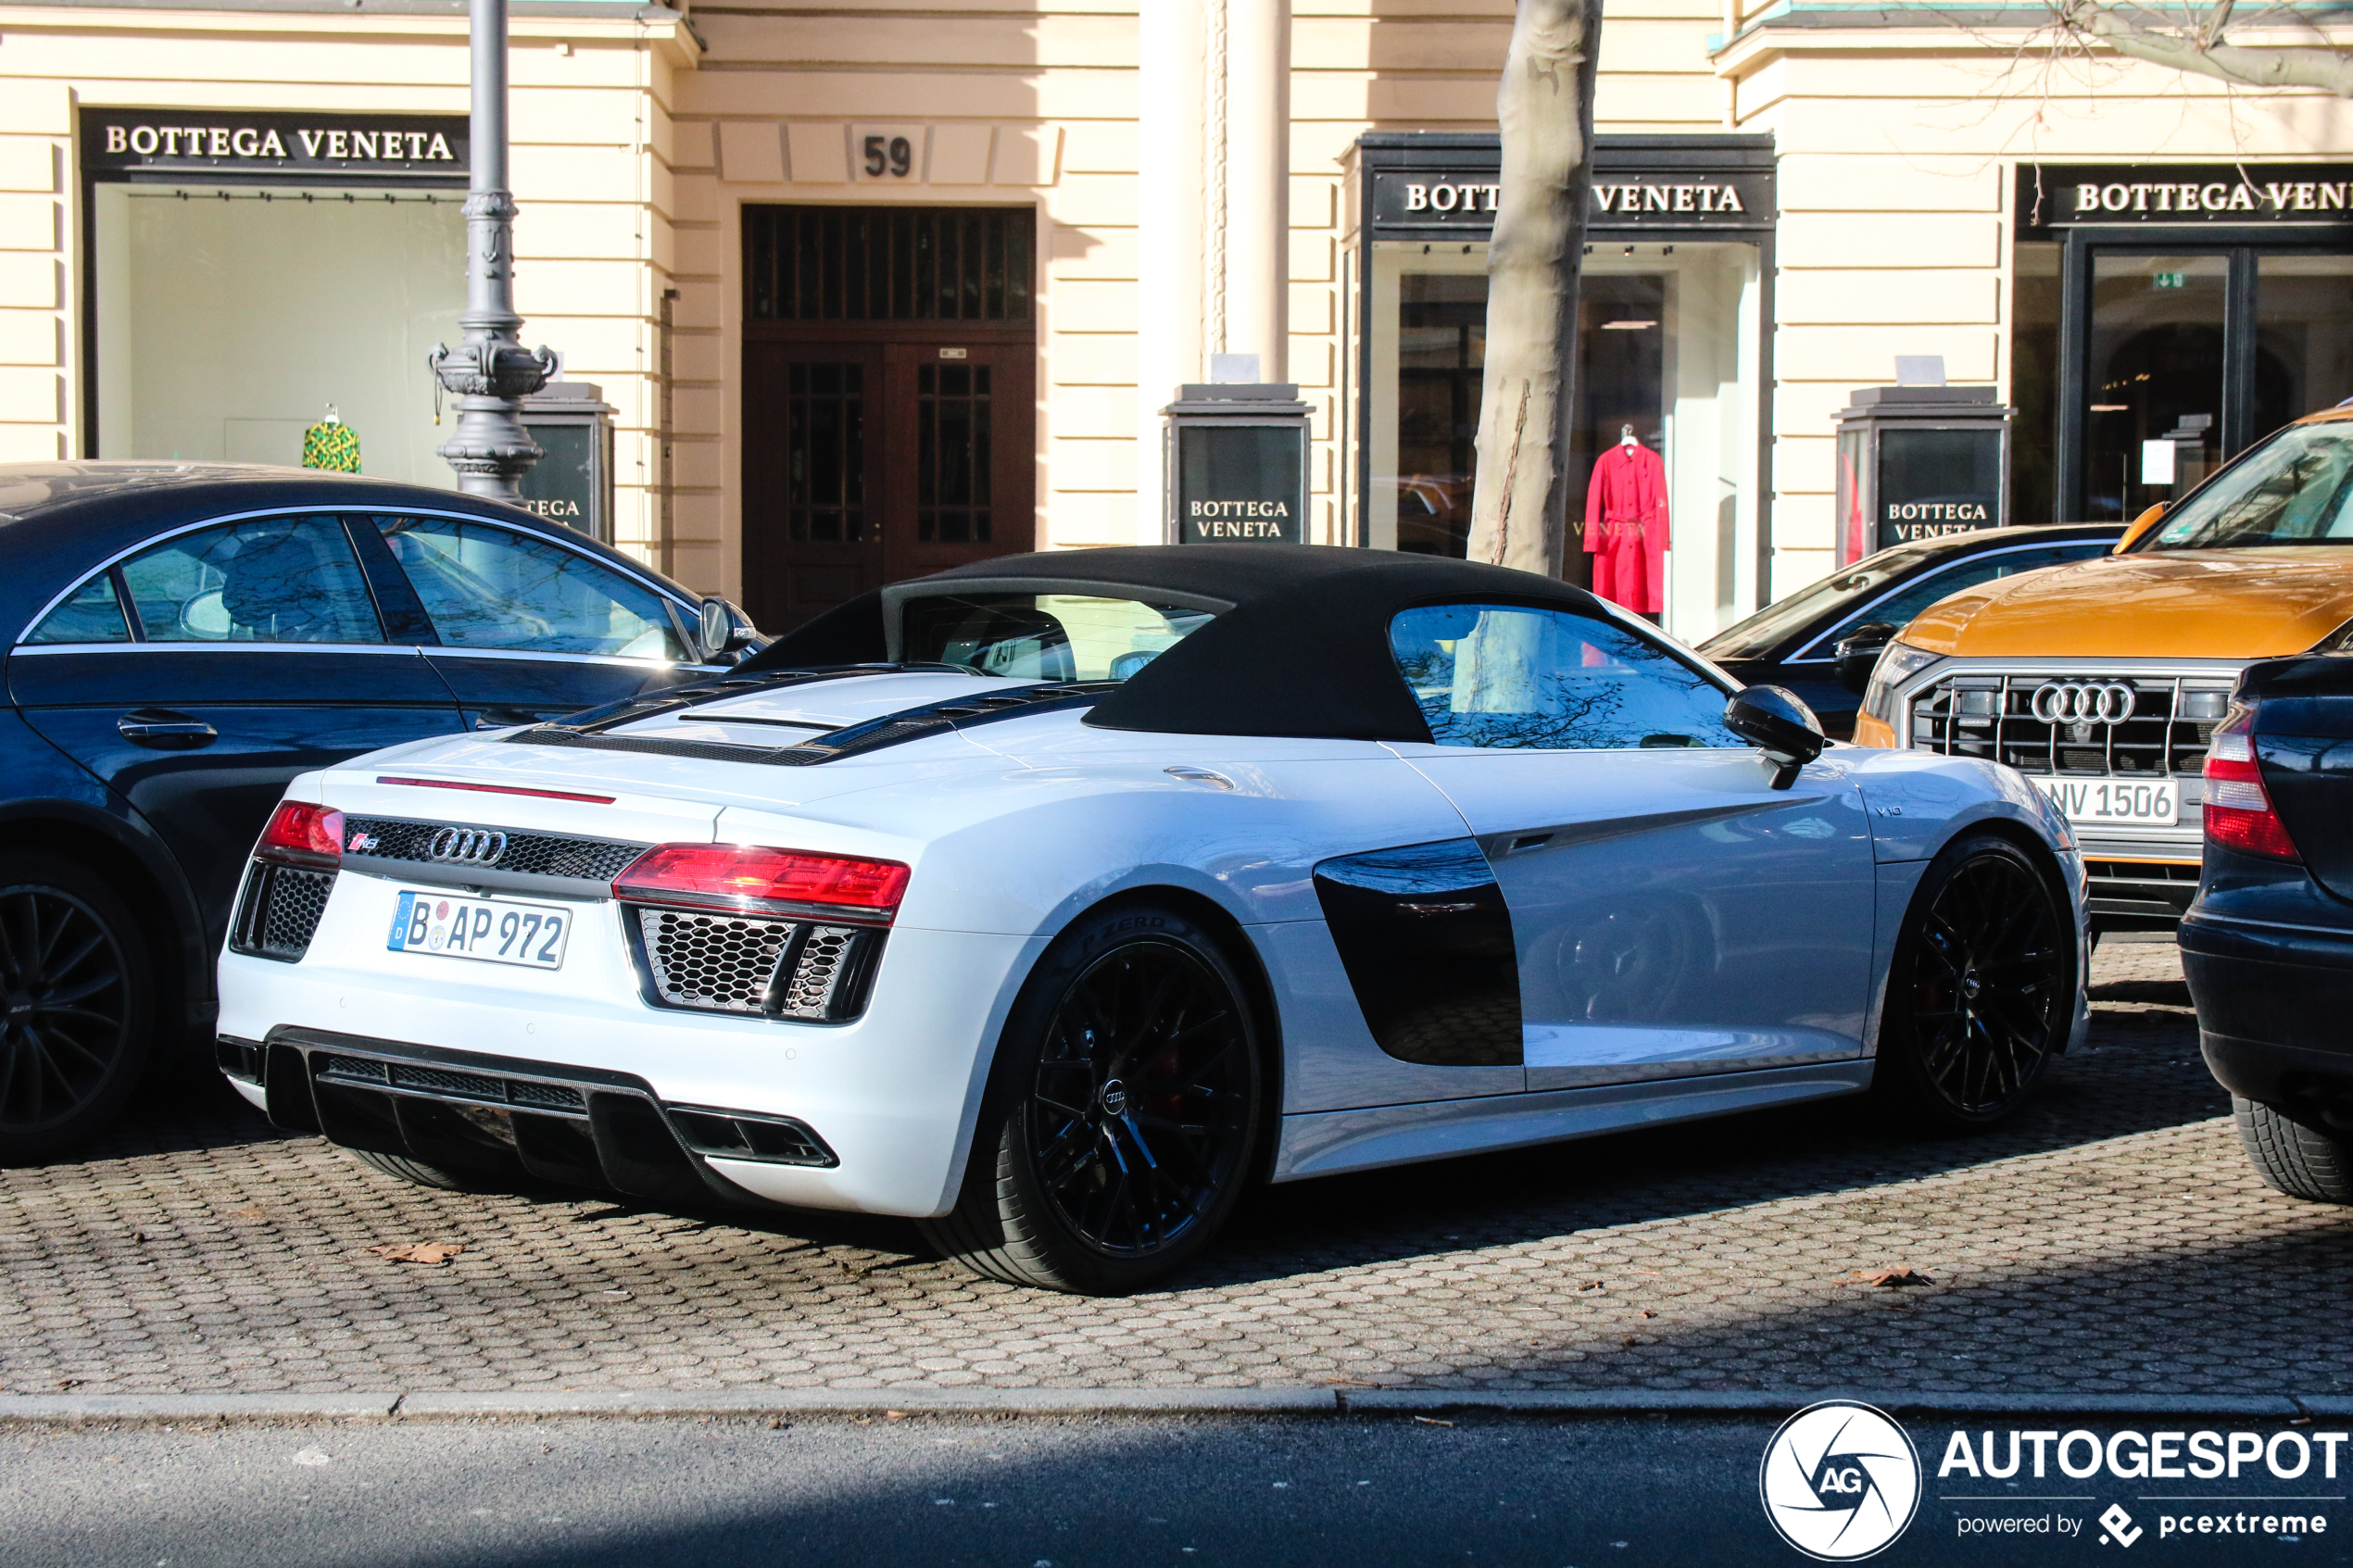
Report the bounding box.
[0,463,753,1160]
[2182,654,2353,1202]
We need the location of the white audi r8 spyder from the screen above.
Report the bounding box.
[216,547,2089,1294]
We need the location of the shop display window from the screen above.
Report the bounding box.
[94,184,462,483]
[1363,239,1760,640]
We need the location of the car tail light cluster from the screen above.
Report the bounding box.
[2204,706,2301,862]
[231,801,347,962]
[611,845,908,917]
[258,802,345,869]
[611,845,906,1022]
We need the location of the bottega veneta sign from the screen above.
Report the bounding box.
[1370,169,1772,230]
[83,108,470,182]
[2019,163,2353,233]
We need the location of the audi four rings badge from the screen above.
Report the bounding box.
[2031,681,2137,724]
[428,827,508,866]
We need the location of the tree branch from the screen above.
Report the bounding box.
[2056,0,2353,95]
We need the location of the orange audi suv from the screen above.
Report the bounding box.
[1854,406,2353,932]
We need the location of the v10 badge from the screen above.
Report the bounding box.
[1760,1401,1922,1560]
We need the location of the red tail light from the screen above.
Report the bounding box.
[613,845,910,921]
[258,801,345,869]
[2204,706,2301,862]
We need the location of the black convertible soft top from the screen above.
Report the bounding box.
[738,545,1609,744]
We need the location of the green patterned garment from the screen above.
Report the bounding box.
[300,420,361,473]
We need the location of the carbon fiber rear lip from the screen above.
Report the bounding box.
[259,1028,837,1206]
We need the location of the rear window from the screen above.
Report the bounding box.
[2145,421,2353,549]
[900,593,1215,682]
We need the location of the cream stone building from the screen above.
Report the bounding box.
[3,0,2350,639]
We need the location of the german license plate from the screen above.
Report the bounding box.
[386,890,570,969]
[2034,776,2181,827]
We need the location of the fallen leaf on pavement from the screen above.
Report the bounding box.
[1857,1267,1932,1288]
[885,1411,911,1420]
[366,1241,464,1265]
[1412,1416,1453,1427]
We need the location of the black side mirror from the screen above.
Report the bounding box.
[1724,685,1827,790]
[698,597,762,662]
[1833,621,1898,696]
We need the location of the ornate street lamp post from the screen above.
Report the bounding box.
[430,0,553,499]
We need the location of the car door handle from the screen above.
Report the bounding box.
[117,709,218,749]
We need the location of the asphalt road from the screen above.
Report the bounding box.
[3,1413,2346,1568]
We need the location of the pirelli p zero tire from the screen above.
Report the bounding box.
[919,901,1266,1296]
[345,1147,498,1193]
[2233,1095,2353,1204]
[0,852,156,1165]
[1874,831,2072,1133]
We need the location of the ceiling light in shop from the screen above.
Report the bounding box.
[2089,404,2129,411]
[1600,320,1658,331]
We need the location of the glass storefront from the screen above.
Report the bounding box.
[93,183,462,482]
[1351,135,1774,639]
[1362,238,1761,638]
[80,108,473,484]
[2084,252,2228,521]
[2013,164,2353,521]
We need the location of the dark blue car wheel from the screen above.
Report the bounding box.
[0,853,153,1162]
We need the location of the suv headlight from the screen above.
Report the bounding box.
[1860,640,1943,730]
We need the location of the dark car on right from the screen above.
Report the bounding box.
[2182,654,2353,1201]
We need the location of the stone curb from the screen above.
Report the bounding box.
[1339,1390,2313,1417]
[0,1388,2334,1425]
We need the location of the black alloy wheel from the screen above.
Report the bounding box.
[0,853,155,1163]
[921,902,1264,1294]
[1877,832,2071,1131]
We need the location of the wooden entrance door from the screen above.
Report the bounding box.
[740,207,1037,631]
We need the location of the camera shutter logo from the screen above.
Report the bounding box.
[427,827,508,867]
[2031,682,2137,725]
[1758,1401,1921,1561]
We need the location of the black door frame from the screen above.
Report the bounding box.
[2057,225,2353,521]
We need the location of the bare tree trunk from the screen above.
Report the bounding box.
[1466,0,1604,576]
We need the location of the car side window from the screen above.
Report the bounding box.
[1390,602,1742,750]
[376,517,686,661]
[1817,544,2110,650]
[24,572,132,644]
[118,516,383,644]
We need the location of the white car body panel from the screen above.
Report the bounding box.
[217,667,2090,1221]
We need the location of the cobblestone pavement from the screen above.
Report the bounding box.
[5,941,2347,1399]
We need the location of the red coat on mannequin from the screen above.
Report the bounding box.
[1583,438,1669,615]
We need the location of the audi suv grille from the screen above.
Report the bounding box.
[1907,673,2233,778]
[342,817,647,882]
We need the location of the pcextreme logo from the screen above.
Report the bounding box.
[1760,1401,1923,1560]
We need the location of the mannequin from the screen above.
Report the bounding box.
[1584,423,1667,618]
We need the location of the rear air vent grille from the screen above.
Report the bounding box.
[624,906,883,1022]
[229,863,336,961]
[314,1052,589,1113]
